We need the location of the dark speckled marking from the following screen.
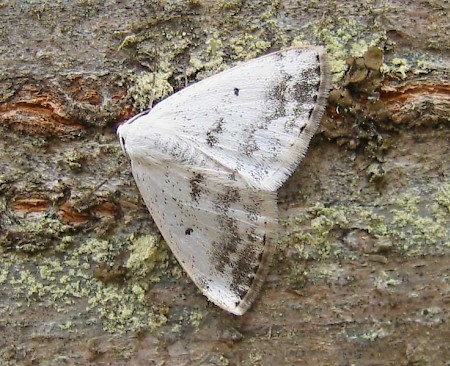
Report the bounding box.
[268,75,290,118]
[210,186,268,297]
[210,186,244,273]
[239,126,258,157]
[214,186,240,212]
[206,117,224,147]
[229,232,266,298]
[290,65,321,133]
[234,87,240,96]
[237,74,294,157]
[189,173,205,203]
[213,216,240,273]
[185,228,193,235]
[293,79,317,104]
[244,200,261,222]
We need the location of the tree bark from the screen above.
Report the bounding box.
[1,1,449,365]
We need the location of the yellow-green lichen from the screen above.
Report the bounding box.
[0,234,171,334]
[374,271,402,289]
[171,323,182,333]
[345,326,388,343]
[282,187,449,264]
[118,34,138,51]
[187,31,273,80]
[59,320,75,331]
[218,0,244,11]
[390,194,447,253]
[4,214,71,253]
[187,309,204,329]
[126,234,169,279]
[130,71,174,111]
[285,203,352,259]
[217,355,230,366]
[312,18,387,82]
[435,184,450,213]
[248,350,263,364]
[85,282,168,333]
[227,34,272,61]
[414,59,438,74]
[380,57,411,79]
[62,149,84,171]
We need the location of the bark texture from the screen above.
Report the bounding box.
[1,1,449,365]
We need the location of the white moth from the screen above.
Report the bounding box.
[118,46,330,315]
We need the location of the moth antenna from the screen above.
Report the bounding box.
[148,50,161,107]
[184,71,188,88]
[80,160,128,204]
[148,72,156,108]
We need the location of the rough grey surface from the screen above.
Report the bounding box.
[1,1,449,365]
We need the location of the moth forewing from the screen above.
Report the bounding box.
[117,46,330,315]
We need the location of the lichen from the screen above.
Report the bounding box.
[0,234,171,334]
[187,309,204,329]
[348,328,387,343]
[62,149,84,171]
[390,193,447,253]
[130,71,174,111]
[380,57,411,79]
[282,185,450,268]
[434,183,450,213]
[2,214,71,253]
[59,320,74,331]
[228,34,271,60]
[374,271,402,289]
[312,18,387,81]
[126,234,169,279]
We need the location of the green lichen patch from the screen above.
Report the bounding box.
[1,214,72,253]
[434,183,450,214]
[380,57,411,79]
[282,187,450,265]
[130,71,174,111]
[312,19,388,82]
[126,234,169,279]
[380,55,441,78]
[390,194,449,253]
[61,149,85,172]
[0,233,173,334]
[346,327,388,343]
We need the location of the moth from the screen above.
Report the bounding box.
[118,46,330,315]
